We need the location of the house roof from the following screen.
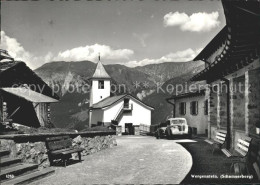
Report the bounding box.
[167,88,206,101]
[91,61,111,79]
[191,1,260,82]
[193,26,227,61]
[0,61,21,74]
[1,87,59,103]
[166,82,207,101]
[91,94,154,110]
[0,61,59,101]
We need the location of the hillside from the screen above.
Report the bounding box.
[34,60,204,129]
[141,61,205,124]
[135,61,203,84]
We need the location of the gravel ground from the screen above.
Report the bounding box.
[33,136,192,184]
[180,137,258,184]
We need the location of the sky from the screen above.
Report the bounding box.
[1,0,226,69]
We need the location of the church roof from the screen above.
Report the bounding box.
[91,61,111,79]
[90,94,154,110]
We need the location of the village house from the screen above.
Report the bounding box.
[166,86,208,135]
[190,0,260,174]
[0,50,59,129]
[89,59,154,135]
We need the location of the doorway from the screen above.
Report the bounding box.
[125,123,134,135]
[124,98,130,108]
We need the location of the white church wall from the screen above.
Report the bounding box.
[91,79,110,105]
[90,109,104,125]
[119,98,151,126]
[103,100,124,122]
[103,97,152,133]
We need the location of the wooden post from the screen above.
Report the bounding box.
[0,94,3,123]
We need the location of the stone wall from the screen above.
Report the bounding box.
[246,68,260,136]
[232,75,245,131]
[0,135,117,169]
[217,83,228,129]
[209,86,218,128]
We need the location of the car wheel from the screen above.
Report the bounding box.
[188,127,192,139]
[166,129,171,139]
[155,131,160,139]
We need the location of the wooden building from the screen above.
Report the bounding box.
[0,54,59,128]
[190,0,260,176]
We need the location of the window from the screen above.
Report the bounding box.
[124,98,130,108]
[204,100,208,115]
[179,102,186,115]
[190,101,198,115]
[98,80,104,89]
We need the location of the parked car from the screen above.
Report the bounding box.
[155,118,192,139]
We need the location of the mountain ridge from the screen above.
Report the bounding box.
[34,60,204,130]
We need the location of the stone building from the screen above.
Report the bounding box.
[191,0,260,157]
[0,52,59,128]
[167,86,208,135]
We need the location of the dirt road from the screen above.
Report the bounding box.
[35,136,192,184]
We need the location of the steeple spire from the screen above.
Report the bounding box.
[98,52,101,62]
[91,53,111,79]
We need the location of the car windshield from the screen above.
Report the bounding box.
[170,120,186,125]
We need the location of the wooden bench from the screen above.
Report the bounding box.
[221,136,252,174]
[45,136,84,167]
[253,162,260,180]
[205,129,227,154]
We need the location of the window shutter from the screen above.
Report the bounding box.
[184,102,186,115]
[179,103,182,115]
[190,102,192,115]
[196,101,198,115]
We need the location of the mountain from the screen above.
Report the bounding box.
[141,61,205,125]
[34,60,204,130]
[135,61,203,84]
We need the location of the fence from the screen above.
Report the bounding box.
[139,124,158,136]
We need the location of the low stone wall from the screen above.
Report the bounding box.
[0,135,117,169]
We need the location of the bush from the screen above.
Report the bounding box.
[17,127,76,134]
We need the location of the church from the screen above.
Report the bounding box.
[89,58,154,134]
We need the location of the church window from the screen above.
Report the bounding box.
[98,80,104,89]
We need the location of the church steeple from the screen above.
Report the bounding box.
[89,54,111,107]
[91,54,111,79]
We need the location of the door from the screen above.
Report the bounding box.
[125,123,134,135]
[124,98,130,109]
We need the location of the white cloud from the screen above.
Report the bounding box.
[125,48,202,67]
[1,31,53,69]
[164,11,220,32]
[54,44,134,62]
[1,31,134,69]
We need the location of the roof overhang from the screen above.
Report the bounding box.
[1,87,59,103]
[167,89,206,101]
[191,1,260,83]
[90,94,154,110]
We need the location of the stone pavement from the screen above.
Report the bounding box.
[33,136,192,184]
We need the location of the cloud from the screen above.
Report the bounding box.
[164,11,220,32]
[1,31,53,69]
[53,44,134,62]
[125,48,202,67]
[1,31,134,69]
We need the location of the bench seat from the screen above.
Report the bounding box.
[46,136,84,167]
[205,130,227,154]
[50,148,84,155]
[221,136,252,175]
